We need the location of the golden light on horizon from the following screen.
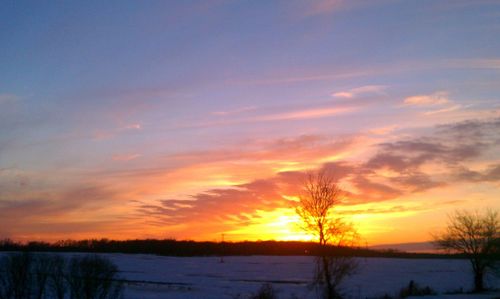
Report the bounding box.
[224,208,315,242]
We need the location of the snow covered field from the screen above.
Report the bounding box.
[105,254,498,299]
[1,253,499,298]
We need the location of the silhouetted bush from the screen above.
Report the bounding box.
[67,255,123,299]
[398,280,436,298]
[250,283,278,299]
[370,281,437,299]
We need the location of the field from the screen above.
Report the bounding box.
[2,252,499,298]
[102,254,498,299]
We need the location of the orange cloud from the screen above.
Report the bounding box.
[136,117,500,241]
[2,118,499,243]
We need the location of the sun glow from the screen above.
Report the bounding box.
[221,200,436,245]
[225,208,315,242]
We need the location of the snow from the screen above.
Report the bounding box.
[2,252,499,298]
[103,254,499,299]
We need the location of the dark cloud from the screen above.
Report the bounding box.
[350,175,403,202]
[454,163,500,183]
[394,172,443,192]
[361,117,500,192]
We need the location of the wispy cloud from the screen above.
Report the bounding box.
[212,106,257,116]
[231,57,500,88]
[123,123,142,130]
[254,106,355,121]
[444,58,500,70]
[300,0,394,17]
[332,85,387,99]
[403,91,449,106]
[368,125,398,135]
[424,104,462,116]
[303,0,344,16]
[176,104,358,130]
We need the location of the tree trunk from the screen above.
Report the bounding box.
[321,256,334,299]
[474,271,484,292]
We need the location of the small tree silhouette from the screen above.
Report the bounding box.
[67,255,123,299]
[47,255,66,299]
[433,209,499,292]
[0,252,34,299]
[296,170,358,299]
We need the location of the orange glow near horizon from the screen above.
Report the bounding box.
[223,208,315,242]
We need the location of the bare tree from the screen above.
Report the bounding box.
[0,252,34,299]
[433,209,499,292]
[67,255,123,299]
[296,171,358,299]
[46,255,66,299]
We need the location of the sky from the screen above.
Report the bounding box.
[1,0,500,245]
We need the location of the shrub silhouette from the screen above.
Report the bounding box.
[398,280,435,298]
[250,283,278,299]
[67,255,123,299]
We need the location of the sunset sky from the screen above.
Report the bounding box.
[1,0,500,245]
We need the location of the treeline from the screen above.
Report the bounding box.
[0,238,462,259]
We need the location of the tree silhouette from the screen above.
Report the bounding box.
[67,255,123,299]
[296,170,358,299]
[433,209,499,292]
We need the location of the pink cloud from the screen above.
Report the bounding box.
[124,123,142,130]
[254,106,355,121]
[212,106,257,116]
[424,104,462,115]
[368,125,398,135]
[332,85,387,98]
[403,91,449,106]
[304,0,344,16]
